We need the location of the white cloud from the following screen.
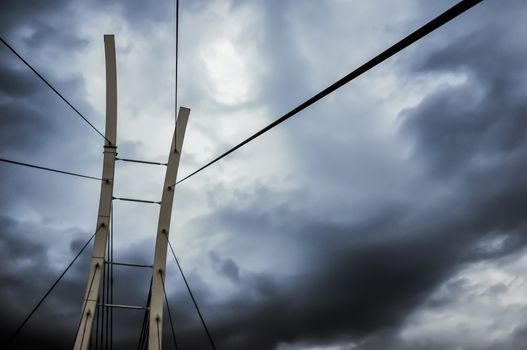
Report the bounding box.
[401,248,527,348]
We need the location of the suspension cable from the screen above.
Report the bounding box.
[166,237,217,350]
[171,0,484,186]
[160,270,180,350]
[0,157,102,181]
[137,278,153,350]
[5,227,100,348]
[0,36,111,144]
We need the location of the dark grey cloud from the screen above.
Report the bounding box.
[0,215,89,349]
[92,0,173,27]
[22,23,89,50]
[157,1,527,349]
[182,164,526,349]
[402,23,527,179]
[0,0,102,159]
[0,56,57,152]
[210,251,240,283]
[1,0,527,349]
[0,0,71,34]
[0,0,114,348]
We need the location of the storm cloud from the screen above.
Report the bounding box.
[1,0,526,349]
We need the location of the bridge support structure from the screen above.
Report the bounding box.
[147,107,190,350]
[73,34,118,350]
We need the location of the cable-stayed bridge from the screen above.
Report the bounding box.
[1,1,484,348]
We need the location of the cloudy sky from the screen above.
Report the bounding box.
[1,0,527,349]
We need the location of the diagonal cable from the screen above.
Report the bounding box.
[5,227,100,348]
[0,157,102,181]
[166,237,217,350]
[160,270,180,350]
[0,35,111,144]
[137,278,153,350]
[172,0,484,186]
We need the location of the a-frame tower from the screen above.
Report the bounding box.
[73,35,190,350]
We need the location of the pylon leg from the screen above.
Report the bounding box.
[73,34,118,350]
[148,107,191,350]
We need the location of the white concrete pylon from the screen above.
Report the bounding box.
[73,34,117,350]
[148,107,191,350]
